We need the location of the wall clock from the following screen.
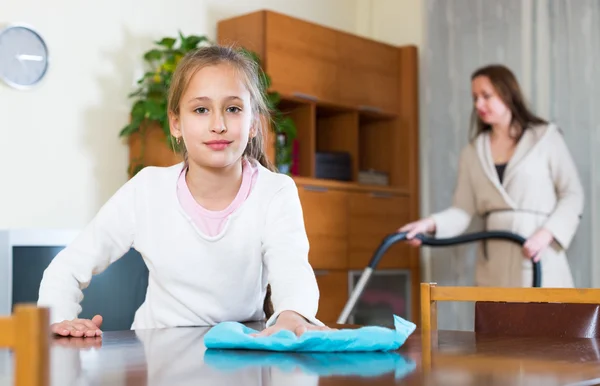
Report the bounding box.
[0,24,49,89]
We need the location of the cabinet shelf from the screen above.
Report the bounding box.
[278,92,399,119]
[292,176,409,195]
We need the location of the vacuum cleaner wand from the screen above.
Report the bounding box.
[336,230,541,324]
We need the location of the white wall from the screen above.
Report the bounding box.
[356,0,424,47]
[0,0,360,229]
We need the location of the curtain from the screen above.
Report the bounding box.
[423,0,600,330]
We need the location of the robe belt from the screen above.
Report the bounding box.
[483,208,550,218]
[482,209,550,259]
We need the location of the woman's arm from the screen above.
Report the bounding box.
[542,128,585,249]
[37,170,140,325]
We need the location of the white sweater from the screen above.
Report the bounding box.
[37,163,322,329]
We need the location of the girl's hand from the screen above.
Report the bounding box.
[51,315,103,337]
[253,311,331,337]
[523,228,554,262]
[398,217,436,247]
[53,335,103,350]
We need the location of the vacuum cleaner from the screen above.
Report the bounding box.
[337,230,541,324]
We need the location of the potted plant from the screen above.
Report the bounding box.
[119,32,296,177]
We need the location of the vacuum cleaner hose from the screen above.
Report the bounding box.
[368,231,541,288]
[336,230,542,324]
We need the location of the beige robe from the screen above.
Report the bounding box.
[431,123,584,288]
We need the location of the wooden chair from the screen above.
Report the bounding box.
[420,283,600,338]
[0,305,50,386]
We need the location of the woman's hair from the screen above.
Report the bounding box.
[470,64,547,140]
[168,45,276,318]
[167,45,276,172]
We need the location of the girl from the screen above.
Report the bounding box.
[38,45,326,337]
[399,64,584,288]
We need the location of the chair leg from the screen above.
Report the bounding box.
[14,305,50,386]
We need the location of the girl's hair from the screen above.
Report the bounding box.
[470,64,547,140]
[167,45,276,172]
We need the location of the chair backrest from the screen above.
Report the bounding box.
[474,301,600,338]
[0,305,49,386]
[420,283,600,337]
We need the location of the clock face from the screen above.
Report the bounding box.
[0,25,49,89]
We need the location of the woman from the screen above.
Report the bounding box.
[400,64,584,288]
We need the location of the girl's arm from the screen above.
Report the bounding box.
[37,171,140,324]
[261,178,323,327]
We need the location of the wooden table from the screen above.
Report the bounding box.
[2,323,600,385]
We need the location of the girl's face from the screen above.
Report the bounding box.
[471,75,511,126]
[170,63,255,169]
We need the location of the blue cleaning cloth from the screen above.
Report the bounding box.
[204,350,417,379]
[203,314,416,352]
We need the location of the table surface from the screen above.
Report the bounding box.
[3,322,600,386]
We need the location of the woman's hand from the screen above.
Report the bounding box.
[523,228,554,262]
[253,311,331,337]
[51,315,103,337]
[398,217,436,247]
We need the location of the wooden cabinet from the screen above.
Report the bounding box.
[218,10,421,325]
[297,186,347,270]
[348,192,411,269]
[314,270,348,323]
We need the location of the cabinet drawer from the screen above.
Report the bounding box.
[266,12,339,102]
[348,192,411,269]
[298,186,347,269]
[314,270,348,323]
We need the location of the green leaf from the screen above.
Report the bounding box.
[277,116,297,138]
[119,123,139,137]
[131,100,146,119]
[156,37,176,49]
[240,47,261,64]
[130,163,145,177]
[128,88,145,98]
[262,72,272,89]
[267,92,281,110]
[143,49,163,62]
[144,99,166,121]
[161,116,171,137]
[185,35,209,49]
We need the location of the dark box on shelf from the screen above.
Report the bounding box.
[315,152,352,181]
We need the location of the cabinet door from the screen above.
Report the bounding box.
[347,192,411,269]
[338,68,399,113]
[338,34,399,112]
[297,186,348,269]
[265,12,339,102]
[314,270,348,324]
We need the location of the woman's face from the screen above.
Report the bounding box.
[472,75,511,126]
